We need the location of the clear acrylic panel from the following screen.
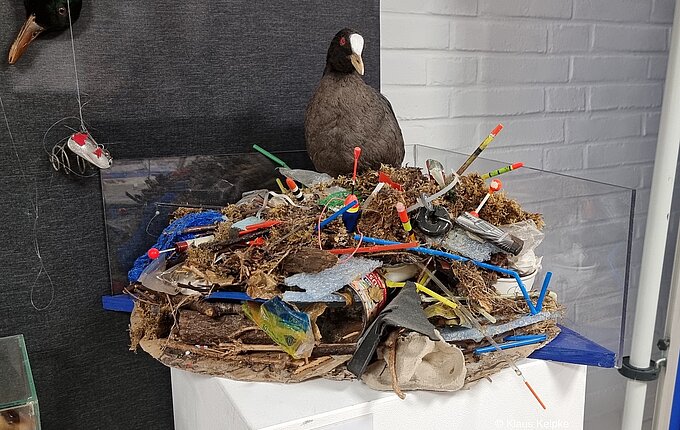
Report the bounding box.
[101,146,634,365]
[406,144,635,366]
[100,151,314,294]
[0,335,40,430]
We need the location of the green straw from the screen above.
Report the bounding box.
[253,144,290,169]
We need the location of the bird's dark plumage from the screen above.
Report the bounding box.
[9,0,83,64]
[305,29,405,177]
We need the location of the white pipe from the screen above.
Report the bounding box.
[653,219,680,429]
[623,2,680,428]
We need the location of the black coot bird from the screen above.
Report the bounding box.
[305,29,405,177]
[8,0,82,64]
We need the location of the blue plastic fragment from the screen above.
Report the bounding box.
[528,325,616,368]
[102,295,135,313]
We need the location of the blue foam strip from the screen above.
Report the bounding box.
[529,325,616,368]
[102,295,135,313]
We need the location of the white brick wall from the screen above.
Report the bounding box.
[380,0,675,428]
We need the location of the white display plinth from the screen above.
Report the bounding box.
[171,359,586,430]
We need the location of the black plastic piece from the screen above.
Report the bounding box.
[657,338,670,351]
[414,205,452,236]
[618,356,660,381]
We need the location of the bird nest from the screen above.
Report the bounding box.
[127,165,561,398]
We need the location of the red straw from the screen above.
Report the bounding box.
[329,241,418,255]
[352,147,362,182]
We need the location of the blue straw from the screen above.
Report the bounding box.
[354,234,541,315]
[474,335,547,355]
[505,334,548,342]
[315,200,359,231]
[536,271,552,312]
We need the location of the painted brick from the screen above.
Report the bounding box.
[422,121,479,149]
[381,52,427,85]
[478,57,569,83]
[546,87,586,112]
[450,88,544,117]
[383,87,449,119]
[566,115,641,143]
[590,83,664,110]
[549,24,590,52]
[382,0,478,16]
[587,139,657,168]
[478,0,572,18]
[573,165,642,188]
[571,56,648,82]
[545,145,584,171]
[484,146,544,168]
[643,112,661,136]
[651,0,676,23]
[381,15,450,49]
[452,21,547,53]
[426,0,478,16]
[479,117,564,146]
[427,57,477,85]
[573,0,652,22]
[399,123,427,144]
[593,25,667,52]
[638,162,656,188]
[649,56,669,80]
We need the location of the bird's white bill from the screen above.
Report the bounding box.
[350,53,365,75]
[350,33,364,56]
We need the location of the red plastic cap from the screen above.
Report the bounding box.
[354,147,362,158]
[285,177,297,191]
[491,124,504,136]
[147,248,160,259]
[469,211,479,217]
[489,179,503,192]
[344,194,359,206]
[396,203,409,223]
[511,162,524,170]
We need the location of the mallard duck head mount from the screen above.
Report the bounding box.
[325,28,364,76]
[8,0,83,65]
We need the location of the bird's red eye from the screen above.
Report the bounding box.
[339,37,346,46]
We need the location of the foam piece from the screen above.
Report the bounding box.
[282,257,382,302]
[433,227,500,261]
[439,311,558,342]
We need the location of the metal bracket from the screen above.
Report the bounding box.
[618,357,661,381]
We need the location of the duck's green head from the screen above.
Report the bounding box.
[8,0,83,64]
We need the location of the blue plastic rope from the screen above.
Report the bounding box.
[128,210,225,282]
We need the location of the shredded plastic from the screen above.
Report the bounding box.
[283,257,382,302]
[128,210,225,282]
[434,227,501,261]
[243,297,315,359]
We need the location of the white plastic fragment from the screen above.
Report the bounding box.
[282,257,382,302]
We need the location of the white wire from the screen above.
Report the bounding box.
[66,0,85,131]
[0,95,55,311]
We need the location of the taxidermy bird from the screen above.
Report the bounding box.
[8,0,82,64]
[305,29,405,177]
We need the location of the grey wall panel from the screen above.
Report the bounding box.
[0,1,380,428]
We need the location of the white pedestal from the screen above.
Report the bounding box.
[171,359,586,430]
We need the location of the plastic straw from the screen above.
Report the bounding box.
[354,234,540,314]
[253,144,290,168]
